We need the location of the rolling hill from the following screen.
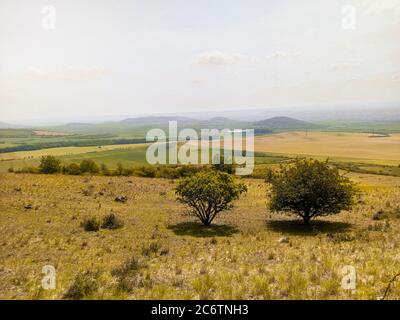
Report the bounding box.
[253,116,320,130]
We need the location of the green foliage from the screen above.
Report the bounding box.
[135,165,204,179]
[100,163,110,176]
[16,166,39,174]
[212,154,235,174]
[135,166,156,178]
[79,159,99,174]
[63,163,81,175]
[266,159,357,224]
[114,162,133,176]
[0,137,146,154]
[39,155,61,174]
[175,171,247,226]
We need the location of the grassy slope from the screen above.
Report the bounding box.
[0,173,399,299]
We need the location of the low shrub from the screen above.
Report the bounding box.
[17,166,39,174]
[63,270,100,300]
[112,255,143,293]
[141,242,161,256]
[135,166,157,178]
[81,216,100,232]
[112,256,141,279]
[79,159,100,174]
[63,163,81,175]
[101,213,124,230]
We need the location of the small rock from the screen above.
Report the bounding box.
[24,204,33,210]
[14,187,22,192]
[115,196,128,203]
[278,237,289,244]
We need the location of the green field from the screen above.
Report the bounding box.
[1,130,399,177]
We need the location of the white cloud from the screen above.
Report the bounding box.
[194,51,248,66]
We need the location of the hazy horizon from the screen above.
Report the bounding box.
[2,101,400,127]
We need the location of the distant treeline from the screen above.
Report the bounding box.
[9,155,235,179]
[0,138,147,153]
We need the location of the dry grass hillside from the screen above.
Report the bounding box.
[0,172,399,299]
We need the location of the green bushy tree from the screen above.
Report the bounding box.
[39,155,61,174]
[175,170,247,226]
[266,159,357,225]
[79,159,99,174]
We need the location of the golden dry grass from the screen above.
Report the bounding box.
[1,172,400,300]
[254,132,400,165]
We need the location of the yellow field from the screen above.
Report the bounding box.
[0,172,399,299]
[254,132,400,165]
[33,131,72,137]
[0,143,148,161]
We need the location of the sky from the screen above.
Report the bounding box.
[0,0,399,122]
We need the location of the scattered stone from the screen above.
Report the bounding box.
[14,187,22,192]
[115,196,128,203]
[24,204,33,210]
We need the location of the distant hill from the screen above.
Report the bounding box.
[120,116,194,126]
[208,117,232,123]
[0,122,17,129]
[253,116,319,130]
[39,115,322,135]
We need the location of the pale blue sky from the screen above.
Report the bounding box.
[1,0,399,121]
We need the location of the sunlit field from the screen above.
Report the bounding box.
[1,172,399,299]
[0,143,148,161]
[254,132,400,165]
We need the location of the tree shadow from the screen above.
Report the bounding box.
[266,219,352,236]
[167,222,239,238]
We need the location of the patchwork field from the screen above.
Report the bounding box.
[0,144,149,172]
[0,172,400,299]
[0,143,148,161]
[1,131,399,176]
